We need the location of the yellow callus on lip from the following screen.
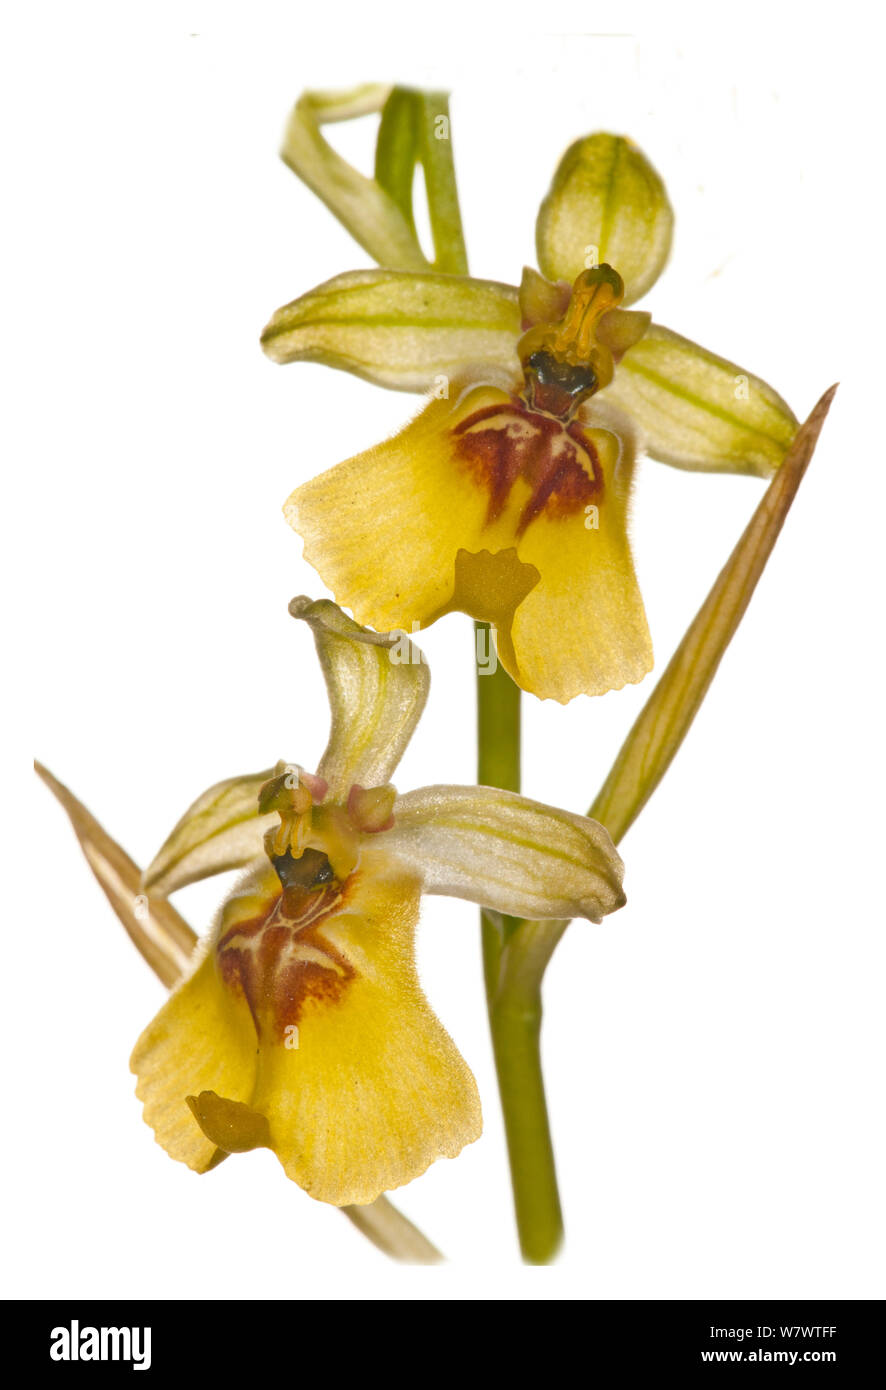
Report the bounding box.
[131,850,481,1206]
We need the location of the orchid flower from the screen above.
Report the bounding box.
[131,598,626,1206]
[33,79,834,1269]
[264,116,798,703]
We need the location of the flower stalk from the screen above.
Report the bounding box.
[475,629,564,1262]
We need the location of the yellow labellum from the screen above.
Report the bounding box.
[131,851,482,1206]
[286,379,651,702]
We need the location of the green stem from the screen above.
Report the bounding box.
[402,92,561,1259]
[476,624,564,1263]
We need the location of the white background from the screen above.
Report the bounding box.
[8,0,885,1299]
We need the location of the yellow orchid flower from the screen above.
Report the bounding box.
[132,598,627,1206]
[264,119,798,704]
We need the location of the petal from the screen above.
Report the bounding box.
[195,852,481,1206]
[509,418,652,702]
[518,266,571,327]
[281,86,429,272]
[285,383,518,635]
[385,786,626,923]
[596,307,652,359]
[261,269,521,391]
[143,769,276,897]
[591,386,837,843]
[536,133,673,306]
[130,949,258,1173]
[289,597,430,802]
[606,323,798,476]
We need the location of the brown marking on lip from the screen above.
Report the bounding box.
[453,402,601,536]
[217,875,357,1039]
